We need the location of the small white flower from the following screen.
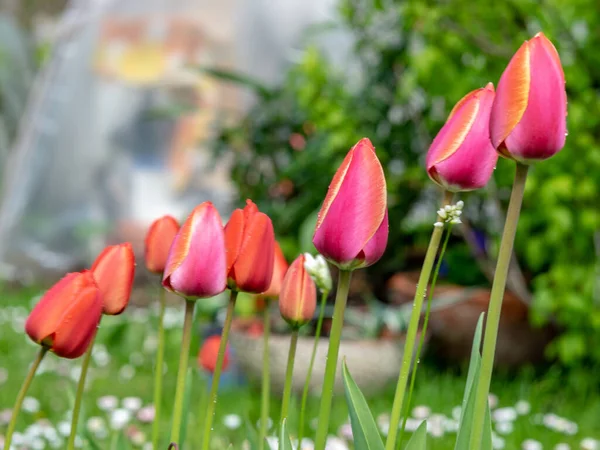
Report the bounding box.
[492,433,506,449]
[136,406,155,423]
[0,367,8,385]
[325,436,349,450]
[581,438,599,450]
[119,364,136,381]
[377,413,390,435]
[444,419,459,433]
[515,400,531,415]
[87,416,106,434]
[110,408,132,430]
[338,423,353,440]
[30,437,46,450]
[22,397,41,414]
[492,407,517,423]
[554,444,570,450]
[130,430,146,446]
[451,406,462,421]
[57,421,71,436]
[97,395,118,412]
[495,421,514,435]
[304,253,332,292]
[256,417,273,431]
[438,209,448,220]
[266,436,279,450]
[122,396,142,412]
[223,414,242,430]
[300,437,315,450]
[403,418,423,432]
[412,405,431,420]
[522,439,543,450]
[434,222,444,228]
[456,200,464,209]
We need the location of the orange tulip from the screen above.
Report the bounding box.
[145,215,180,274]
[261,241,289,298]
[163,202,227,298]
[224,200,275,293]
[25,271,102,359]
[91,243,136,315]
[279,255,317,328]
[198,335,230,373]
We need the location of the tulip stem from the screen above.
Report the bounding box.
[201,290,238,450]
[470,162,529,449]
[314,270,352,450]
[152,287,167,450]
[398,224,453,448]
[280,329,299,425]
[259,298,271,450]
[385,190,453,450]
[67,334,96,450]
[170,299,196,445]
[298,288,329,444]
[4,346,48,448]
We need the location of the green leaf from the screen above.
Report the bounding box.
[461,313,485,414]
[279,419,294,450]
[342,361,385,450]
[244,416,260,450]
[404,420,428,450]
[197,66,273,99]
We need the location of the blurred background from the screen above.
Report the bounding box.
[0,0,599,447]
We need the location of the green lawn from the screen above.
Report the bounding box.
[1,286,599,449]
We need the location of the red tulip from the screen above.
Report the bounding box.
[145,215,180,274]
[261,241,289,298]
[279,254,317,328]
[25,271,102,359]
[198,335,230,373]
[426,83,498,191]
[224,200,275,293]
[91,243,135,315]
[313,138,388,270]
[490,32,567,162]
[163,202,227,298]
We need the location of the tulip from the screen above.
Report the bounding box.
[262,242,288,298]
[163,202,227,299]
[224,199,275,293]
[313,138,388,270]
[490,32,567,162]
[279,255,317,328]
[426,83,498,191]
[198,336,230,373]
[91,243,135,315]
[25,271,102,359]
[145,215,180,274]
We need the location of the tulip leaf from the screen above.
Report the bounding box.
[342,360,385,450]
[279,419,294,450]
[454,313,492,450]
[404,420,428,450]
[244,416,260,450]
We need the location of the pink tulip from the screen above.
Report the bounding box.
[163,202,227,299]
[313,138,388,270]
[490,32,567,162]
[426,83,498,192]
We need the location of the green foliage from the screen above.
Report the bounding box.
[213,0,599,365]
[279,419,294,450]
[404,421,428,450]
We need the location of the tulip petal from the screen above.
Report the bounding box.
[145,216,180,274]
[163,202,227,298]
[279,255,317,327]
[224,208,245,276]
[92,243,135,315]
[231,212,275,293]
[313,138,387,265]
[490,40,531,150]
[262,242,288,298]
[359,210,389,268]
[502,34,567,161]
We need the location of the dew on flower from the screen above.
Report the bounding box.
[222,413,242,430]
[522,439,543,450]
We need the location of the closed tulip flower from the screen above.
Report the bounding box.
[198,336,230,373]
[25,271,102,359]
[490,32,567,162]
[279,255,317,328]
[313,138,388,270]
[426,83,498,191]
[224,200,275,293]
[163,202,227,299]
[91,243,136,315]
[145,215,180,274]
[262,241,288,298]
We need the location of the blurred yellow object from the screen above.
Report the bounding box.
[105,43,168,85]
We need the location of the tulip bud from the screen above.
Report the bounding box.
[144,215,180,274]
[303,253,332,292]
[490,32,567,163]
[25,271,102,359]
[91,243,136,315]
[262,241,289,298]
[224,200,276,293]
[279,255,317,328]
[163,202,227,299]
[198,335,230,373]
[313,138,388,270]
[426,84,498,191]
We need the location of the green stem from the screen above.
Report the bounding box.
[201,290,238,450]
[280,329,299,424]
[4,347,48,448]
[398,225,453,448]
[469,163,529,449]
[298,289,329,444]
[385,190,453,450]
[67,333,97,450]
[314,270,352,450]
[170,299,196,445]
[152,287,167,450]
[109,430,118,450]
[259,299,271,450]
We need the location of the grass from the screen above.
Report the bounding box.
[1,285,599,449]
